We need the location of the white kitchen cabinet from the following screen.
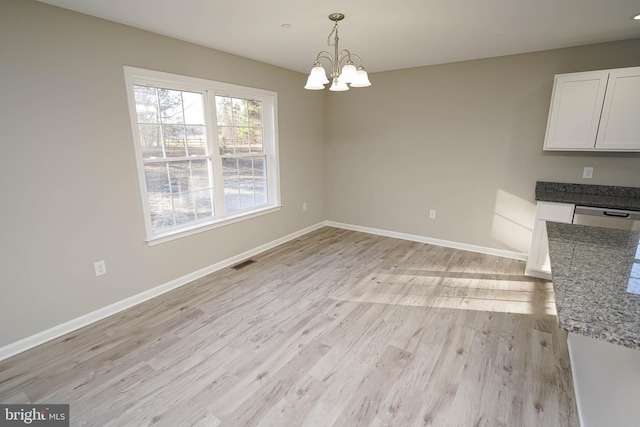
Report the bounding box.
[596,67,640,150]
[525,201,575,279]
[544,71,608,150]
[543,66,640,152]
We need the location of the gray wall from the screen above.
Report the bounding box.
[326,39,640,254]
[0,0,326,347]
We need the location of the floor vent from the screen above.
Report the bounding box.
[231,259,256,270]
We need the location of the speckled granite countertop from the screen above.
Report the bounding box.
[546,222,640,350]
[536,181,640,211]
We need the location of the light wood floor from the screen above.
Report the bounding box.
[0,227,578,426]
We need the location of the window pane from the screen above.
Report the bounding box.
[148,192,174,231]
[134,87,205,160]
[218,126,234,155]
[145,160,215,230]
[172,192,195,226]
[238,158,254,209]
[134,86,159,123]
[139,124,163,159]
[232,98,248,126]
[222,158,240,213]
[194,189,214,218]
[222,156,267,213]
[168,161,191,194]
[238,158,260,209]
[254,158,267,205]
[144,162,169,194]
[249,128,263,153]
[216,95,263,156]
[159,89,184,124]
[234,127,250,153]
[144,163,174,231]
[189,159,211,191]
[225,192,241,214]
[163,125,186,157]
[182,92,204,125]
[186,125,206,156]
[216,97,232,126]
[248,99,262,127]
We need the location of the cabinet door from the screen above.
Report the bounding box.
[543,71,608,150]
[525,202,575,278]
[528,218,553,275]
[595,67,640,151]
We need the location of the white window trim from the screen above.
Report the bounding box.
[123,66,281,244]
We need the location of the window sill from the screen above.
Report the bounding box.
[145,205,282,246]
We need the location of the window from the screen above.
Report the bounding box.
[124,67,280,243]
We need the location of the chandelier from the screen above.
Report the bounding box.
[304,13,372,91]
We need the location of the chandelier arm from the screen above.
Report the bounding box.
[348,53,365,67]
[314,51,336,78]
[314,51,334,65]
[337,49,354,67]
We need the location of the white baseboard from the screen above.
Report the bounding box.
[524,268,552,280]
[0,222,326,362]
[0,220,527,361]
[326,221,528,261]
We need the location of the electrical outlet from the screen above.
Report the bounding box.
[583,166,594,179]
[429,209,437,219]
[94,260,107,277]
[302,202,308,211]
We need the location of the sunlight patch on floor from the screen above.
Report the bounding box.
[335,271,557,316]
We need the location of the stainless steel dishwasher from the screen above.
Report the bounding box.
[572,206,640,231]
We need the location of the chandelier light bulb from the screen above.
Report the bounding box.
[349,67,371,87]
[304,63,329,89]
[310,64,329,84]
[340,62,357,84]
[304,77,325,90]
[329,79,349,91]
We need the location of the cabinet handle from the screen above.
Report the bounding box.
[603,211,630,218]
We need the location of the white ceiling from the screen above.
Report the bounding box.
[38,0,640,74]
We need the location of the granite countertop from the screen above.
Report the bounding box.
[536,181,640,211]
[546,222,640,350]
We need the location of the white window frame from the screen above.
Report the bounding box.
[123,66,281,245]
